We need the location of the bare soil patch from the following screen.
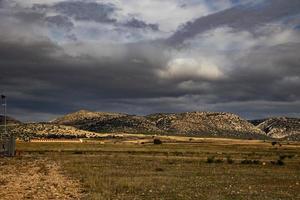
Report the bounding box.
[0,157,84,200]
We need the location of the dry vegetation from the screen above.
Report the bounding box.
[3,138,297,200]
[0,157,84,199]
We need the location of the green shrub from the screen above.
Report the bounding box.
[271,159,285,166]
[241,159,261,165]
[206,156,215,164]
[279,155,287,160]
[226,157,234,164]
[153,138,162,145]
[215,159,223,163]
[155,168,164,172]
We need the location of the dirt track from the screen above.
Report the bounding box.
[0,157,84,200]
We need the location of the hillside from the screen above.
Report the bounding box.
[52,110,267,139]
[255,117,300,139]
[52,110,162,134]
[0,115,21,125]
[146,112,266,139]
[52,110,127,127]
[6,123,102,139]
[79,115,162,134]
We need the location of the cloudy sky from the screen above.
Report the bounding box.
[0,0,300,121]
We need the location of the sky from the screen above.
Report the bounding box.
[0,0,300,122]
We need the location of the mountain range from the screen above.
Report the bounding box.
[2,111,299,141]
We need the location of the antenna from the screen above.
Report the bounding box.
[1,94,6,139]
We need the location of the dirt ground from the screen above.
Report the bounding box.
[0,156,84,200]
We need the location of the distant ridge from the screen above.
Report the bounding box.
[51,109,127,126]
[146,112,266,139]
[252,117,300,139]
[0,115,21,125]
[4,111,300,140]
[51,110,267,139]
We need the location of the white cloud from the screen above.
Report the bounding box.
[161,25,300,83]
[111,0,212,32]
[158,57,224,80]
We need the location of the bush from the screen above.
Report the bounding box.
[73,151,83,154]
[153,138,162,145]
[279,155,287,160]
[226,157,234,164]
[287,154,295,159]
[271,159,285,166]
[155,168,164,172]
[277,160,285,166]
[241,159,261,165]
[206,156,223,164]
[206,156,215,163]
[271,141,277,146]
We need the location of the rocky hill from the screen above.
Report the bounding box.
[146,112,266,139]
[79,115,162,134]
[52,110,267,139]
[5,123,102,139]
[0,115,21,125]
[52,110,127,127]
[254,117,300,140]
[52,110,161,134]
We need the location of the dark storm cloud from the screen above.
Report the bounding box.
[2,37,300,121]
[168,0,300,44]
[124,18,159,31]
[1,0,300,121]
[45,15,74,31]
[195,43,300,106]
[34,1,117,23]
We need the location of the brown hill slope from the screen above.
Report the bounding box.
[6,123,101,139]
[146,112,266,139]
[255,117,300,139]
[52,110,127,127]
[52,110,267,139]
[0,115,21,125]
[80,115,162,134]
[52,110,161,134]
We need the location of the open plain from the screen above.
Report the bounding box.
[1,136,300,200]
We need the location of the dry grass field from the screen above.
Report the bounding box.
[1,137,300,200]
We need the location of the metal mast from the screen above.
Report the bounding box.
[1,94,6,139]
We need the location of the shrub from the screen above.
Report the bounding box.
[271,159,285,166]
[241,159,261,165]
[155,168,164,172]
[279,155,287,160]
[206,156,215,164]
[252,160,261,165]
[153,138,162,145]
[226,157,234,164]
[271,141,277,146]
[73,151,83,154]
[277,160,285,166]
[287,154,295,159]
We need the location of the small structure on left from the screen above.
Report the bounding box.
[0,94,16,157]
